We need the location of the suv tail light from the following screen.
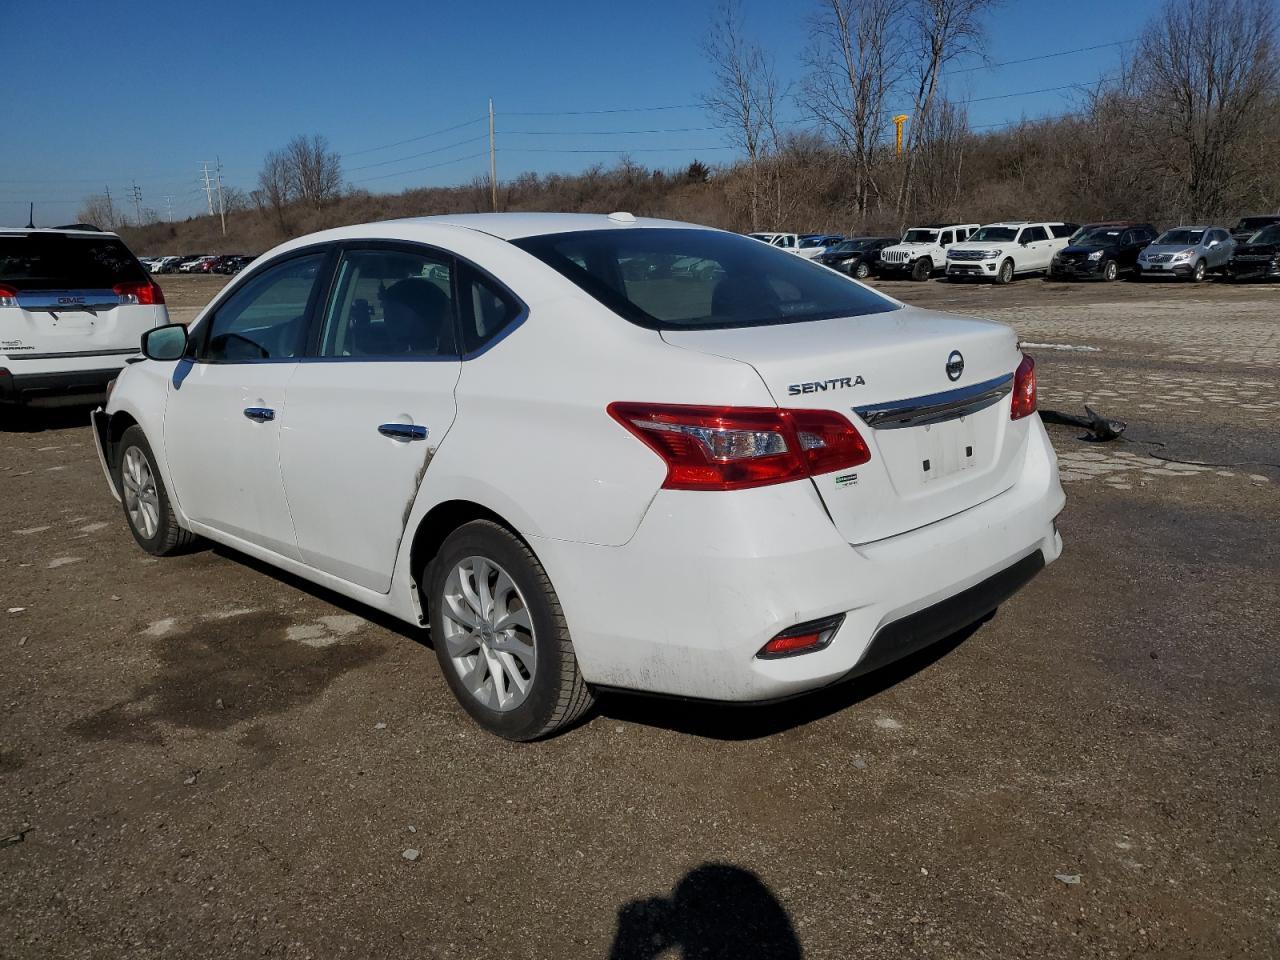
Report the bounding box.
[1010,354,1037,420]
[113,280,165,305]
[0,284,17,307]
[608,402,871,491]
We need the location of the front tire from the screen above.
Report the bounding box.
[427,520,594,740]
[911,257,933,282]
[1101,260,1119,282]
[853,261,870,280]
[115,425,196,556]
[1191,259,1206,283]
[995,259,1014,285]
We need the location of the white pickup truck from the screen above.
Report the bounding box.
[876,223,980,281]
[746,232,837,260]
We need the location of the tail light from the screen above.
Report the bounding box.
[758,613,845,659]
[113,280,165,305]
[0,284,17,308]
[1010,354,1036,420]
[608,402,870,492]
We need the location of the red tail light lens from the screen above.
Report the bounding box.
[758,613,845,659]
[113,280,165,305]
[608,402,870,491]
[0,283,18,307]
[1010,354,1036,420]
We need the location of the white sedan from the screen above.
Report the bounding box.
[93,213,1065,740]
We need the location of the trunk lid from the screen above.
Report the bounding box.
[661,307,1029,544]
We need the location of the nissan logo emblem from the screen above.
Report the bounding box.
[946,350,964,381]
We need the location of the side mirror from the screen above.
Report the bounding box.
[142,323,188,361]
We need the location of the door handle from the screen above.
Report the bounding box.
[378,423,428,441]
[243,407,275,423]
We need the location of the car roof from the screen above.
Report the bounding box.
[0,226,120,238]
[1159,224,1217,231]
[392,212,707,241]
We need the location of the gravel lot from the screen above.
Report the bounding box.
[2,273,1277,959]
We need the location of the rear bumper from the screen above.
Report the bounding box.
[0,365,122,405]
[533,417,1065,701]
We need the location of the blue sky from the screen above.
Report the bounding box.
[3,0,1154,224]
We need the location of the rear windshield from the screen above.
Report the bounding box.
[0,233,146,291]
[1155,229,1204,245]
[513,228,898,330]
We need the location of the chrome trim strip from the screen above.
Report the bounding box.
[14,347,138,360]
[854,373,1013,430]
[16,289,122,312]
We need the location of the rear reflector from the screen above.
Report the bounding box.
[757,614,845,659]
[113,280,165,306]
[608,402,870,491]
[1010,354,1036,420]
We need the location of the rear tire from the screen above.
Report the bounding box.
[995,259,1014,285]
[427,520,594,740]
[911,257,933,282]
[115,425,196,556]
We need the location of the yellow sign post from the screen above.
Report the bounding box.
[893,115,909,156]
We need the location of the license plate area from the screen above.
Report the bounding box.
[916,418,978,483]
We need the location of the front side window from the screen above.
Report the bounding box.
[201,253,325,362]
[513,228,898,331]
[320,249,458,359]
[902,229,938,244]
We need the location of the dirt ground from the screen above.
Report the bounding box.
[2,273,1278,959]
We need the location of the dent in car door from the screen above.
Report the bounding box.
[278,245,462,592]
[162,250,330,556]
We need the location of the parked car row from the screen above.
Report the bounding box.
[139,254,255,275]
[751,214,1280,285]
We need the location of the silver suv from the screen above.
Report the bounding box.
[1136,226,1234,282]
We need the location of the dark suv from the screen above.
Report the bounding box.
[1231,215,1280,244]
[815,237,899,279]
[1050,223,1158,281]
[1227,223,1280,281]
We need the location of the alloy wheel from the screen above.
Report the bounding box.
[439,556,537,712]
[121,446,160,540]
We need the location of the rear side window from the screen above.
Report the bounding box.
[1021,226,1049,243]
[0,233,146,291]
[513,228,898,330]
[461,268,521,355]
[202,253,325,362]
[320,249,457,359]
[1049,223,1076,238]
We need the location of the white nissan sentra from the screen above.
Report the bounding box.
[92,213,1064,739]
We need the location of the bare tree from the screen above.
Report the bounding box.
[703,0,783,229]
[1127,0,1278,216]
[257,148,293,233]
[895,0,999,217]
[803,0,904,221]
[77,193,120,231]
[910,95,970,218]
[283,134,343,209]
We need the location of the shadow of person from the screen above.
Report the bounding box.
[609,863,802,960]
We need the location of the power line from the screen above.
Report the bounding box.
[945,39,1137,75]
[506,145,735,154]
[340,117,487,158]
[961,77,1118,105]
[503,104,701,117]
[346,135,489,173]
[504,125,728,136]
[351,151,488,184]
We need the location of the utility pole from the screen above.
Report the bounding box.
[130,181,143,224]
[163,195,174,222]
[104,185,116,229]
[199,162,215,215]
[214,156,227,236]
[488,98,497,212]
